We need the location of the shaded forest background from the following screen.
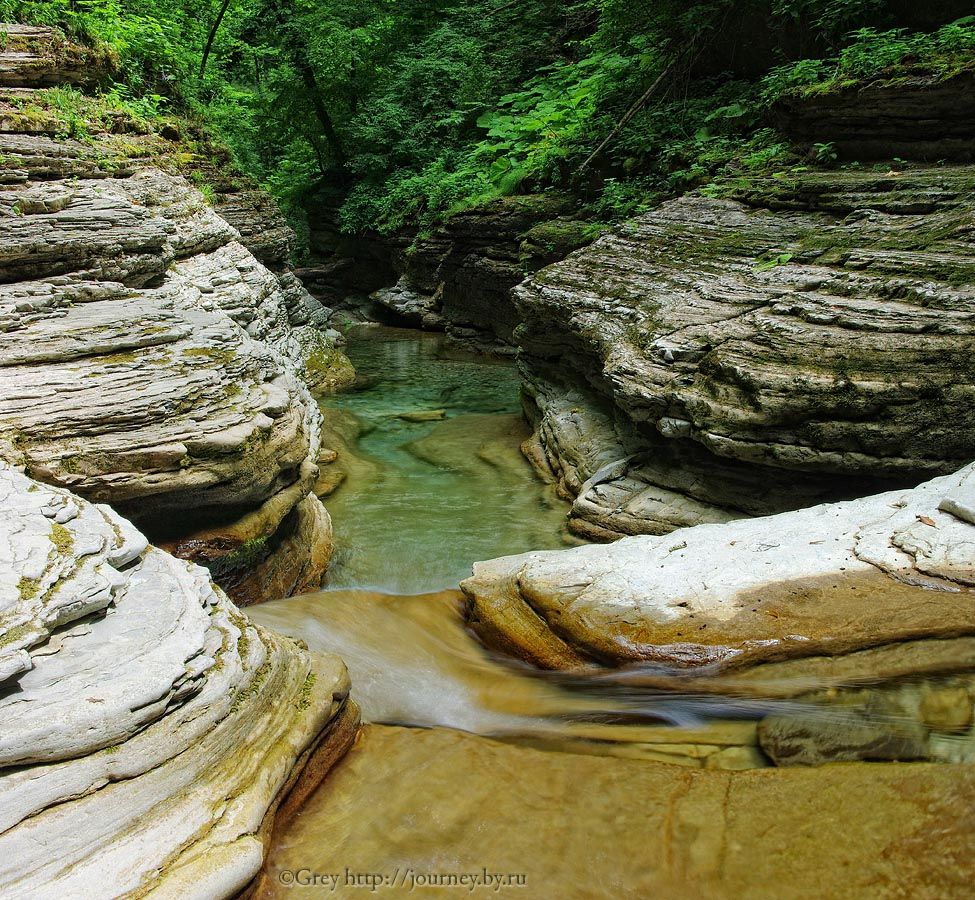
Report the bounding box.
[4,0,973,247]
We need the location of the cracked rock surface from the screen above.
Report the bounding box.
[0,463,357,897]
[463,462,975,669]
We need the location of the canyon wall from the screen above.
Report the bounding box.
[301,192,592,353]
[0,26,353,603]
[513,167,975,539]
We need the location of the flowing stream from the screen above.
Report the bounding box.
[250,326,975,898]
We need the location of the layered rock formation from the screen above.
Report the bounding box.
[463,462,975,671]
[301,192,592,352]
[776,67,975,162]
[391,195,587,352]
[515,167,975,538]
[0,23,113,88]
[0,28,352,601]
[0,463,358,896]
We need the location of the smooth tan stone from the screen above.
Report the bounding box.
[259,725,975,900]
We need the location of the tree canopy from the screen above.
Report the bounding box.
[3,0,972,244]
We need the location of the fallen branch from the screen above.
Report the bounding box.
[576,58,678,176]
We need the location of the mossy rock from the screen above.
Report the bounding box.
[519,218,596,268]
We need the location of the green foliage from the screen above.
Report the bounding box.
[472,50,643,189]
[0,0,205,92]
[40,86,92,140]
[813,141,838,165]
[754,251,794,271]
[5,83,166,143]
[4,0,970,240]
[770,0,886,39]
[763,17,975,101]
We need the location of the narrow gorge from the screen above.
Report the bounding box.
[1,5,974,899]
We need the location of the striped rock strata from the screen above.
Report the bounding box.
[0,463,358,898]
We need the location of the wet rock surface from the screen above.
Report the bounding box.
[757,713,930,766]
[0,464,357,896]
[258,724,975,900]
[463,463,975,670]
[515,167,975,538]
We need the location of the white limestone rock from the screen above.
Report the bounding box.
[463,463,975,669]
[0,463,353,897]
[0,31,350,602]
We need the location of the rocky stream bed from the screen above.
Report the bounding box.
[0,22,974,900]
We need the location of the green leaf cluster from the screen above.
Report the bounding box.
[4,0,971,241]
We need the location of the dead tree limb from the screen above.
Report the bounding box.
[576,59,678,176]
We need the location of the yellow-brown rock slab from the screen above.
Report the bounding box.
[258,725,975,899]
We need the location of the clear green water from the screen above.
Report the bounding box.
[317,326,571,594]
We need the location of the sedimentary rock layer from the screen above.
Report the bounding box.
[0,28,352,600]
[0,464,357,897]
[515,167,975,537]
[0,24,114,88]
[462,462,975,670]
[775,68,975,161]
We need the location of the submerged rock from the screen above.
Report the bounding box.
[0,463,358,896]
[395,408,447,422]
[757,713,930,766]
[919,685,974,733]
[462,462,975,670]
[515,167,975,538]
[258,724,975,900]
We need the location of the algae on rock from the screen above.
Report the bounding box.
[513,166,975,539]
[0,463,358,896]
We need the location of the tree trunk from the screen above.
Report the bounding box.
[296,55,346,165]
[200,0,233,78]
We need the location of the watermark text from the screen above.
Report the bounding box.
[277,867,528,893]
